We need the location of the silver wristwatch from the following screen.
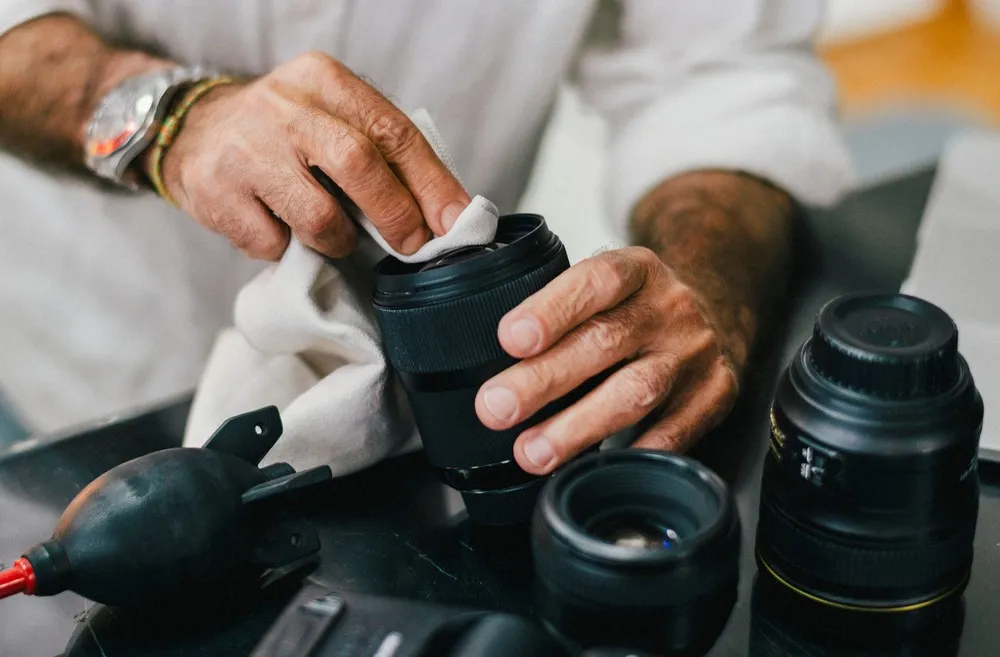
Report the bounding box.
[84,65,221,187]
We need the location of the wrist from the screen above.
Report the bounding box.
[141,80,241,202]
[631,171,793,375]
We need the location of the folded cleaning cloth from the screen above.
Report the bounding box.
[183,110,500,475]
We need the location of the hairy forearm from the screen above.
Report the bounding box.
[631,170,795,372]
[0,14,171,171]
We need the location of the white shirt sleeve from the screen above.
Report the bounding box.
[0,0,92,38]
[575,0,854,230]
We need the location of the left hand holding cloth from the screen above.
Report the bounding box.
[182,110,499,475]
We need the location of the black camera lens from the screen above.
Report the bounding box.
[756,292,983,616]
[373,214,602,525]
[531,449,740,656]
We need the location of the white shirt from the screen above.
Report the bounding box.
[0,0,852,435]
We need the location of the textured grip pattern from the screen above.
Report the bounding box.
[408,384,520,467]
[375,252,569,374]
[757,495,975,591]
[407,371,599,469]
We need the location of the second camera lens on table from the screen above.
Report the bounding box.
[756,292,983,619]
[531,449,740,656]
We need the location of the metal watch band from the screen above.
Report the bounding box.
[84,65,223,186]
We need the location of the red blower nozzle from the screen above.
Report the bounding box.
[0,558,36,599]
[0,406,331,608]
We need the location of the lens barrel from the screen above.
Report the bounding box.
[748,574,965,657]
[373,214,599,525]
[756,292,983,615]
[531,449,740,656]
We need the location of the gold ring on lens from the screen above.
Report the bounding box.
[757,551,968,613]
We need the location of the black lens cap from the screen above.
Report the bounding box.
[808,292,960,399]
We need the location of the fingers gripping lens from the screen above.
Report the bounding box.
[373,215,609,525]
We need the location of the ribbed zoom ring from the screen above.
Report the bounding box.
[757,495,975,592]
[374,252,569,374]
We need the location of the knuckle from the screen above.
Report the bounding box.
[219,215,255,250]
[690,327,720,358]
[373,198,420,236]
[295,194,339,235]
[285,107,315,141]
[333,133,378,175]
[669,283,704,319]
[626,245,660,268]
[646,426,684,452]
[585,317,624,353]
[366,110,419,158]
[296,51,341,77]
[518,361,556,399]
[617,366,663,412]
[714,359,740,399]
[246,228,286,260]
[586,256,629,299]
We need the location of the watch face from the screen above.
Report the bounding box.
[87,81,158,158]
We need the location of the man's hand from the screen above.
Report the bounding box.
[475,247,739,474]
[475,171,794,474]
[155,52,470,260]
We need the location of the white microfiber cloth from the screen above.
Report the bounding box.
[182,110,499,475]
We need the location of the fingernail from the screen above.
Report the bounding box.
[523,435,556,470]
[482,386,518,424]
[508,318,541,353]
[400,227,431,255]
[440,201,465,233]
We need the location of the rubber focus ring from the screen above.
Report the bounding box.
[757,495,974,592]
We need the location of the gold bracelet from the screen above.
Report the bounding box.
[147,76,237,205]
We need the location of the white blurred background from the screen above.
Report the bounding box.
[520,0,1000,263]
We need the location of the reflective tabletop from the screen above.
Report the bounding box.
[1,168,999,656]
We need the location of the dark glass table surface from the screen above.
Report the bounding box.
[2,168,999,656]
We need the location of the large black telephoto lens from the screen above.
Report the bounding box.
[756,292,983,618]
[532,450,740,656]
[373,214,598,526]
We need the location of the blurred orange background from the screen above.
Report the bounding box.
[821,0,1000,122]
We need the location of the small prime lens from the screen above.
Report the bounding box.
[532,450,740,656]
[756,292,983,616]
[373,215,603,525]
